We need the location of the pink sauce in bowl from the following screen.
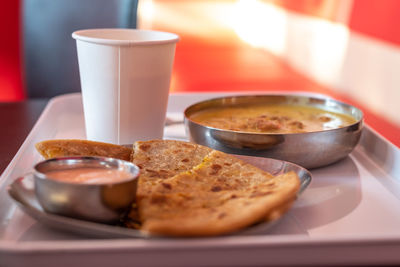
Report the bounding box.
[33,156,140,223]
[45,167,133,184]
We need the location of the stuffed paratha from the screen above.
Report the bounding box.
[139,150,300,236]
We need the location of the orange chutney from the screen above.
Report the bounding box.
[45,168,132,184]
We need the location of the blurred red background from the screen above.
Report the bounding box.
[0,0,24,101]
[1,0,400,146]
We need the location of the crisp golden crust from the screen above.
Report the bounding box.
[139,150,300,237]
[35,139,132,161]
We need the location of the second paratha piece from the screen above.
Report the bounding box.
[132,140,213,196]
[139,150,300,237]
[35,139,132,161]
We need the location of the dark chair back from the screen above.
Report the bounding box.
[23,0,138,98]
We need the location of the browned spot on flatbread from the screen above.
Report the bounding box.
[211,185,222,192]
[209,164,222,175]
[162,183,172,190]
[145,169,170,179]
[218,212,227,219]
[139,144,151,151]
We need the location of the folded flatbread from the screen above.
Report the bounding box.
[136,148,300,236]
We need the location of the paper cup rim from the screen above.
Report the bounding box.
[72,28,180,46]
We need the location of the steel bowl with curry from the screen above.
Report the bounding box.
[184,94,363,169]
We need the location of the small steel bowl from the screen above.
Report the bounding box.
[184,94,363,169]
[33,156,140,224]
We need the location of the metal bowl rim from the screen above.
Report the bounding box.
[34,156,140,187]
[184,94,364,136]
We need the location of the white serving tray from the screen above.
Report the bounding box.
[1,93,400,267]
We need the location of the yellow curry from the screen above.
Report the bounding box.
[190,104,357,134]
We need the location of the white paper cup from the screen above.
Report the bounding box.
[72,29,179,144]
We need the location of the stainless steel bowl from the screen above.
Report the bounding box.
[184,94,363,169]
[33,156,139,224]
